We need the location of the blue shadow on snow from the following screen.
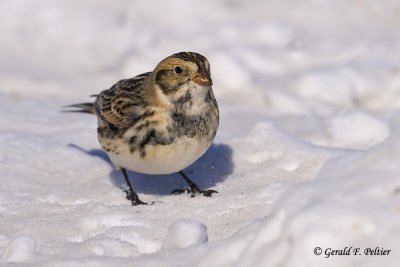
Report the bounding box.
[68,143,233,195]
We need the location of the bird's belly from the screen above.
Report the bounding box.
[106,137,211,174]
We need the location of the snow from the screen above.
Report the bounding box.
[2,235,36,263]
[329,111,390,149]
[1,0,400,266]
[162,220,208,250]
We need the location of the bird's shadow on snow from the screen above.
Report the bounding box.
[69,143,234,195]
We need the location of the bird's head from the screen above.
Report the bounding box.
[153,52,212,97]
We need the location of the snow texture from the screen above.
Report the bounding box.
[1,0,400,266]
[162,220,208,250]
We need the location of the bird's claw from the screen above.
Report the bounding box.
[201,189,218,197]
[124,189,148,206]
[171,188,218,198]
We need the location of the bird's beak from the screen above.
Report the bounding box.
[193,69,213,86]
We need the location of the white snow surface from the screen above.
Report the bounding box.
[1,0,400,266]
[162,219,208,250]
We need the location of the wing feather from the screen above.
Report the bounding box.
[95,72,151,128]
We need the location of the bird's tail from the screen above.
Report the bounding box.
[63,94,97,115]
[63,102,96,115]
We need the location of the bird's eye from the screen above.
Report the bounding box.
[174,66,183,74]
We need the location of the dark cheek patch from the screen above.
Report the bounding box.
[155,69,168,83]
[155,69,177,94]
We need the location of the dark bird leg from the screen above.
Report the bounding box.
[121,168,147,206]
[172,171,218,197]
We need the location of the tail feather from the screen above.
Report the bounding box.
[63,102,96,115]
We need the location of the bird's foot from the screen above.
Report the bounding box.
[171,187,218,198]
[124,189,147,206]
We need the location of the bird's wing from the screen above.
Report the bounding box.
[95,72,151,129]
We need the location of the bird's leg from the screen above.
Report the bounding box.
[172,171,218,197]
[121,168,147,206]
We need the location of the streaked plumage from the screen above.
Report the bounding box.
[65,52,219,205]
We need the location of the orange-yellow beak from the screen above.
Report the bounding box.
[193,69,213,86]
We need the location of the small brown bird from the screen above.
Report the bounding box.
[66,52,219,206]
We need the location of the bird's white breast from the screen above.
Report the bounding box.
[106,137,211,174]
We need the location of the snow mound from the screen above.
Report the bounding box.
[198,129,400,267]
[296,69,355,108]
[2,235,36,263]
[162,219,208,250]
[233,121,332,183]
[329,111,390,149]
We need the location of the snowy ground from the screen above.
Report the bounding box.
[1,0,400,266]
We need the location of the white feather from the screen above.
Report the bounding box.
[107,137,211,174]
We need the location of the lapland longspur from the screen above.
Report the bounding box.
[66,52,219,206]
